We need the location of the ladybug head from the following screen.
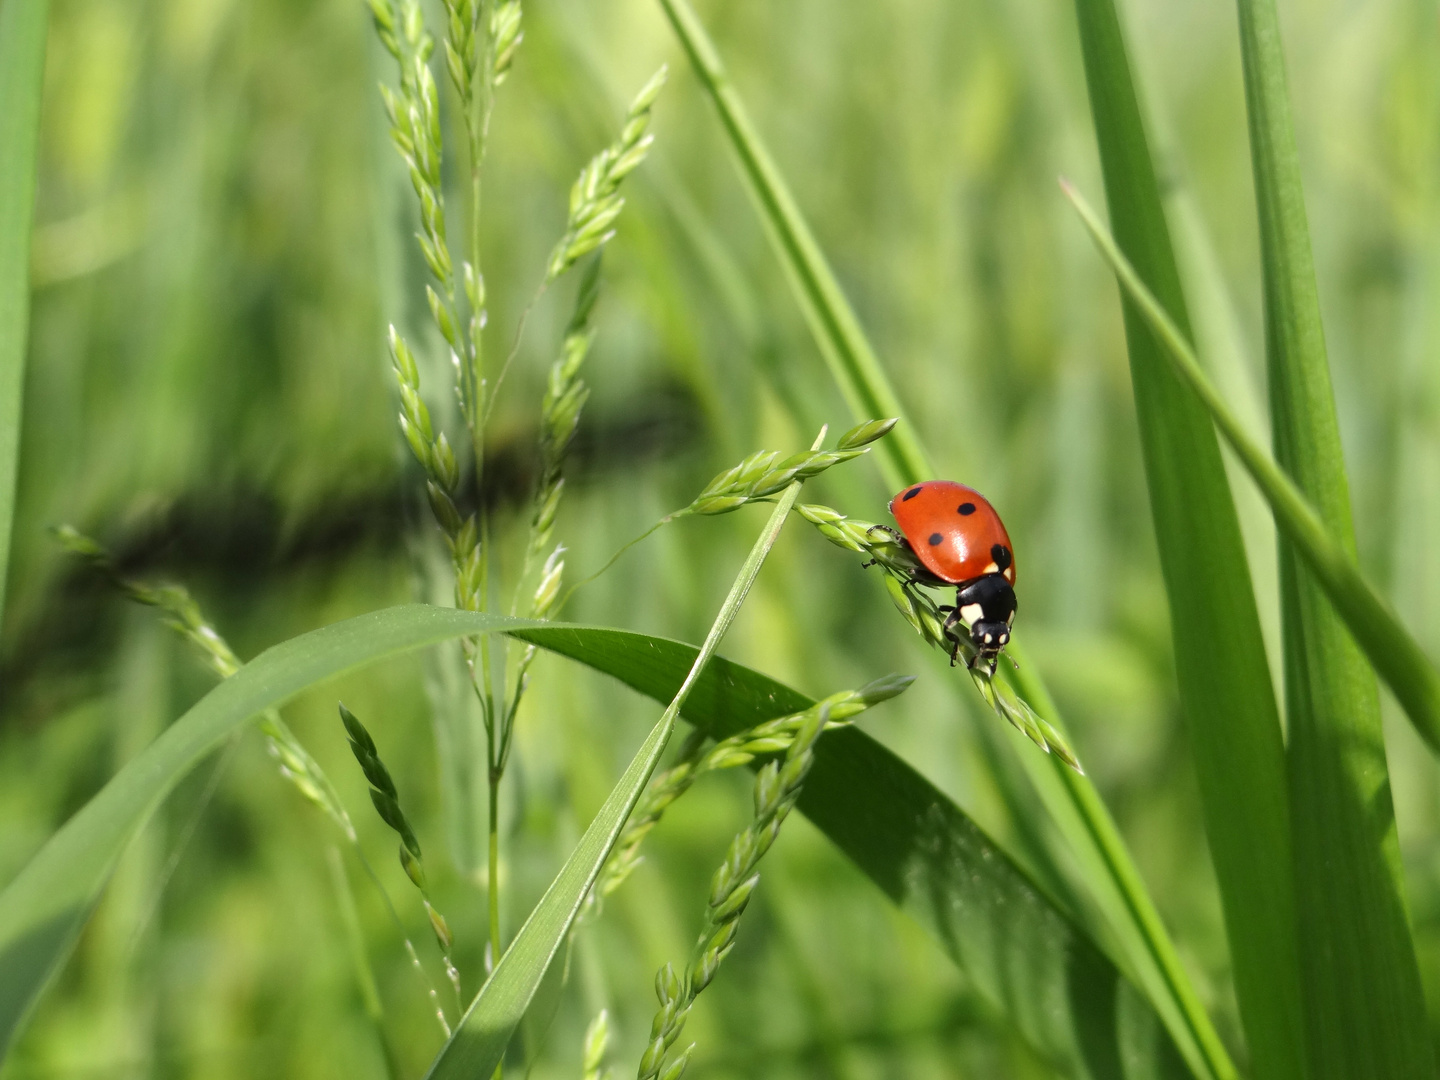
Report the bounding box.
[953,574,1017,660]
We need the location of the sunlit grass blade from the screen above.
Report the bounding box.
[422,436,812,1080]
[0,599,1196,1075]
[1067,2,1302,1076]
[654,0,925,488]
[656,2,1228,1074]
[514,624,1190,1079]
[1233,1,1434,1069]
[0,0,49,624]
[1064,182,1440,754]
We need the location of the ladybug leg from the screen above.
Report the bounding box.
[941,605,966,667]
[860,525,905,570]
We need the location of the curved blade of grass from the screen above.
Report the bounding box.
[2,599,1187,1076]
[1067,3,1302,1076]
[656,3,1228,1075]
[422,440,813,1080]
[1064,183,1440,755]
[0,0,49,624]
[1234,2,1434,1073]
[515,624,1188,1080]
[0,607,547,1057]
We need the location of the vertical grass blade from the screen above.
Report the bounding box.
[654,0,926,488]
[655,3,1232,1075]
[1064,182,1440,752]
[1068,3,1304,1078]
[0,0,49,625]
[1234,0,1435,1072]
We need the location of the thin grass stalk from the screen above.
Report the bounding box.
[655,4,1231,1074]
[654,0,925,485]
[0,0,48,625]
[327,847,404,1080]
[1067,0,1303,1073]
[369,0,505,967]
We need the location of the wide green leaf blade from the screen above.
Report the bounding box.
[514,625,1189,1080]
[654,3,1227,1074]
[1068,2,1302,1077]
[0,606,544,1057]
[1234,0,1433,1069]
[0,0,49,624]
[2,601,1186,1078]
[1065,184,1440,752]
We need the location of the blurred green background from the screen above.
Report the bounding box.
[3,0,1439,1075]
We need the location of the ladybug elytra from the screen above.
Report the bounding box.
[887,480,1017,671]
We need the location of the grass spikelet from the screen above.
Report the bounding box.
[581,1009,611,1080]
[836,417,898,450]
[679,424,892,517]
[560,423,888,609]
[54,525,358,833]
[388,328,485,620]
[545,67,667,283]
[581,676,911,923]
[790,506,1083,770]
[490,0,522,84]
[338,702,463,1003]
[634,702,832,1080]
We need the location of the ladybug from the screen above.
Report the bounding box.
[887,480,1017,671]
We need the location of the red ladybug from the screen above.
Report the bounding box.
[887,480,1017,670]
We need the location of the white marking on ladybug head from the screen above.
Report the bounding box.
[959,603,983,626]
[983,562,999,574]
[983,632,994,644]
[1004,567,1015,582]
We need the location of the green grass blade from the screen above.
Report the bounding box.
[0,0,49,625]
[656,3,1228,1075]
[1235,6,1431,1067]
[422,450,809,1080]
[426,707,673,1079]
[0,596,1189,1077]
[1067,3,1303,1077]
[0,606,546,1057]
[516,625,1188,1079]
[654,0,926,489]
[1065,183,1440,751]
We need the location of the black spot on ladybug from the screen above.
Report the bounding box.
[991,544,1012,570]
[928,533,944,546]
[902,487,923,501]
[958,502,976,515]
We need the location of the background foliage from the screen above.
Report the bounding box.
[3,0,1439,1075]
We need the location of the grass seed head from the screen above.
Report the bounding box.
[545,67,667,282]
